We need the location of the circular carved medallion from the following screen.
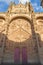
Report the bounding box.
[8,19,32,42]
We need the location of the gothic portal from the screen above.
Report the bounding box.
[0,2,43,64]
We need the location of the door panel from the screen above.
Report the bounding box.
[14,48,20,64]
[22,47,27,64]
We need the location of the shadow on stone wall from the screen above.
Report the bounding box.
[35,33,43,48]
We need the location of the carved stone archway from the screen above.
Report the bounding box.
[4,16,39,63]
[7,16,32,43]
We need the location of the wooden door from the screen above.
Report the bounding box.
[22,47,27,64]
[14,48,20,64]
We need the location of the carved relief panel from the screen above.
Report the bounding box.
[0,17,6,47]
[0,19,5,32]
[8,18,32,43]
[36,19,43,47]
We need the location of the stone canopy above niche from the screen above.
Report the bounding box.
[7,2,34,14]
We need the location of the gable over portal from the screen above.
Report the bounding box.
[7,2,34,14]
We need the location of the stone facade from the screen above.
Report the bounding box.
[0,2,43,64]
